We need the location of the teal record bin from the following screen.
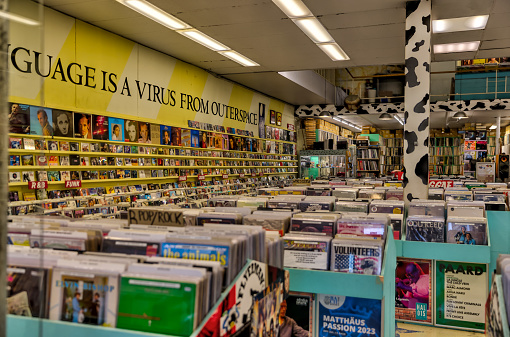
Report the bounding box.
[286,228,396,337]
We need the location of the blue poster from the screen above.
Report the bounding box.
[161,243,230,267]
[108,117,125,141]
[317,294,381,337]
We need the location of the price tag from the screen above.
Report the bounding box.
[198,175,205,181]
[222,174,229,179]
[429,180,453,188]
[239,173,245,178]
[64,180,82,188]
[178,175,187,182]
[28,181,48,189]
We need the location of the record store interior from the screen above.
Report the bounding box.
[4,0,510,336]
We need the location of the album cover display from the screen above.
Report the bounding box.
[290,213,339,237]
[283,234,331,270]
[406,216,445,242]
[446,217,487,245]
[395,258,433,324]
[124,120,139,143]
[74,113,92,139]
[336,214,388,239]
[330,238,383,275]
[30,106,53,136]
[334,201,368,213]
[9,102,30,134]
[369,200,404,214]
[7,265,50,318]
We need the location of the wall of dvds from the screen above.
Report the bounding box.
[7,1,299,204]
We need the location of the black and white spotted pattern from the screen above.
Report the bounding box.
[294,99,510,117]
[403,0,431,205]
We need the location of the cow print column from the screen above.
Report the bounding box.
[403,0,431,206]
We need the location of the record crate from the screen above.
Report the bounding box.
[285,227,396,337]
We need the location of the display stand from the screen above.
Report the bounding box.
[490,274,510,337]
[7,260,265,337]
[286,228,396,337]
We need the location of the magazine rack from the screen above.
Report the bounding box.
[285,228,396,337]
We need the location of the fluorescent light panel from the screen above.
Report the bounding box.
[119,0,190,30]
[433,41,480,54]
[178,29,229,51]
[272,0,312,18]
[116,0,258,66]
[333,117,361,131]
[220,51,259,67]
[433,15,489,33]
[317,43,349,61]
[0,10,39,26]
[272,0,348,62]
[489,125,497,130]
[292,17,333,43]
[393,114,404,125]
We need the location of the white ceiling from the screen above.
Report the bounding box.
[34,0,510,129]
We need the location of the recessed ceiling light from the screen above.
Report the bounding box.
[178,29,230,51]
[292,17,334,43]
[317,43,350,61]
[433,41,480,54]
[272,0,312,18]
[0,11,39,25]
[489,125,497,130]
[219,50,260,67]
[117,0,191,30]
[432,15,489,33]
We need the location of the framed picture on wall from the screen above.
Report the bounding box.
[276,112,282,126]
[270,110,276,125]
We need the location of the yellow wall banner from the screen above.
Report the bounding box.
[8,1,294,132]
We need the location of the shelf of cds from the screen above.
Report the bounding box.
[429,137,463,175]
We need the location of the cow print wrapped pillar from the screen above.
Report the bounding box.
[403,0,431,206]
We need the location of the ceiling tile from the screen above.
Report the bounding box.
[320,8,404,30]
[484,27,510,40]
[432,30,484,44]
[476,48,510,58]
[431,0,494,20]
[480,38,510,50]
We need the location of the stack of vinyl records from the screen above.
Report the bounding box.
[306,186,332,196]
[405,215,445,242]
[331,214,388,275]
[331,187,358,199]
[334,201,368,213]
[447,201,485,218]
[282,233,331,270]
[236,197,268,208]
[445,216,487,245]
[290,213,340,237]
[408,200,445,218]
[428,188,444,200]
[444,189,473,201]
[267,195,305,209]
[385,188,404,201]
[368,200,404,215]
[243,213,291,236]
[358,188,386,200]
[196,212,243,226]
[206,196,238,207]
[298,196,335,212]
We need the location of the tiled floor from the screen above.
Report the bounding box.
[396,322,484,336]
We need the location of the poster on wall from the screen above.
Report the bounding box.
[74,113,92,139]
[138,122,151,143]
[9,103,30,134]
[150,124,160,145]
[124,120,138,143]
[161,125,171,145]
[52,110,73,137]
[435,260,488,331]
[108,117,124,141]
[92,115,109,140]
[270,110,276,125]
[30,106,53,136]
[172,127,181,146]
[276,112,282,126]
[258,103,266,139]
[316,294,381,336]
[395,258,433,324]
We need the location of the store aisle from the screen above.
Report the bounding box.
[396,322,484,336]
